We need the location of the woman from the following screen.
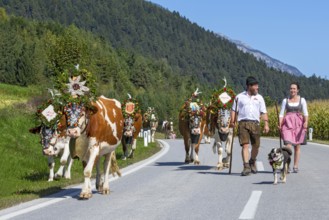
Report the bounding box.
[279,82,308,173]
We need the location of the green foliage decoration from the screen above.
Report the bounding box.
[54,65,97,110]
[35,98,62,128]
[144,107,158,122]
[180,93,206,120]
[209,86,236,112]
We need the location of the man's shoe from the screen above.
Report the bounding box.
[241,163,251,176]
[249,158,257,174]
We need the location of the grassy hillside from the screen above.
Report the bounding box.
[0,83,42,109]
[0,84,160,209]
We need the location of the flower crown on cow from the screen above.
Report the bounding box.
[180,88,206,120]
[54,64,97,109]
[144,107,158,122]
[209,77,236,113]
[122,93,140,118]
[35,92,63,128]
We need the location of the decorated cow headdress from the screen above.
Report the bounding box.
[209,77,236,113]
[54,64,97,110]
[122,93,140,118]
[180,88,206,120]
[143,107,158,122]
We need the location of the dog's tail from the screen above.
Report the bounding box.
[282,147,293,156]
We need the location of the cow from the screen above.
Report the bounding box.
[178,89,207,164]
[121,94,142,160]
[208,78,236,170]
[29,115,73,182]
[208,107,233,170]
[162,120,175,139]
[122,112,142,159]
[64,95,123,199]
[143,107,158,142]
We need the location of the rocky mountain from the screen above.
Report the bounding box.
[218,34,304,77]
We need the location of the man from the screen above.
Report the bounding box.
[230,76,270,176]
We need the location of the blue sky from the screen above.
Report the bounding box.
[148,0,329,78]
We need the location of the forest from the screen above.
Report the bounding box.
[0,0,329,121]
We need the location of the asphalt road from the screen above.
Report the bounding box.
[1,138,329,220]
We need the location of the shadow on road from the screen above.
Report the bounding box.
[154,162,186,166]
[197,171,242,176]
[253,181,274,185]
[175,165,214,171]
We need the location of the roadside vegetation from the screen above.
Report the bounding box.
[262,100,329,141]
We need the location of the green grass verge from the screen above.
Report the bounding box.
[0,89,161,210]
[0,83,42,109]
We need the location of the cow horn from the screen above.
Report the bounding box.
[75,64,80,70]
[127,93,132,99]
[223,77,227,88]
[48,88,61,99]
[193,88,202,96]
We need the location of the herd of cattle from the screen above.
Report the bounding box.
[29,85,233,199]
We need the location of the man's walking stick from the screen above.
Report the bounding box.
[229,98,238,174]
[275,101,283,149]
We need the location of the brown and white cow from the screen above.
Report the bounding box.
[122,112,142,159]
[178,89,207,164]
[64,95,123,199]
[162,120,175,139]
[29,116,73,182]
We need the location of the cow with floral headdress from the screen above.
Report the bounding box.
[54,65,122,199]
[29,90,73,182]
[121,94,142,160]
[208,77,236,170]
[178,88,207,164]
[143,107,158,142]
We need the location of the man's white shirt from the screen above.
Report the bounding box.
[232,91,267,122]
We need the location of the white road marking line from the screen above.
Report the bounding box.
[239,190,262,220]
[0,194,77,220]
[256,161,264,172]
[0,140,170,220]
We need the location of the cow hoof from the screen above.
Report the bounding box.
[194,160,200,165]
[223,163,230,168]
[217,163,224,170]
[102,188,110,195]
[48,178,54,182]
[185,158,191,163]
[80,192,92,199]
[54,174,61,180]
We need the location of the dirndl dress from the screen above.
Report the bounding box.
[281,98,306,146]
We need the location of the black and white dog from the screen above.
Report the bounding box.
[268,147,292,185]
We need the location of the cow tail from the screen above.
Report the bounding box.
[110,151,122,177]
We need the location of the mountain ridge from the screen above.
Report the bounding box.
[217,33,303,77]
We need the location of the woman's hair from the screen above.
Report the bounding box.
[290,82,300,90]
